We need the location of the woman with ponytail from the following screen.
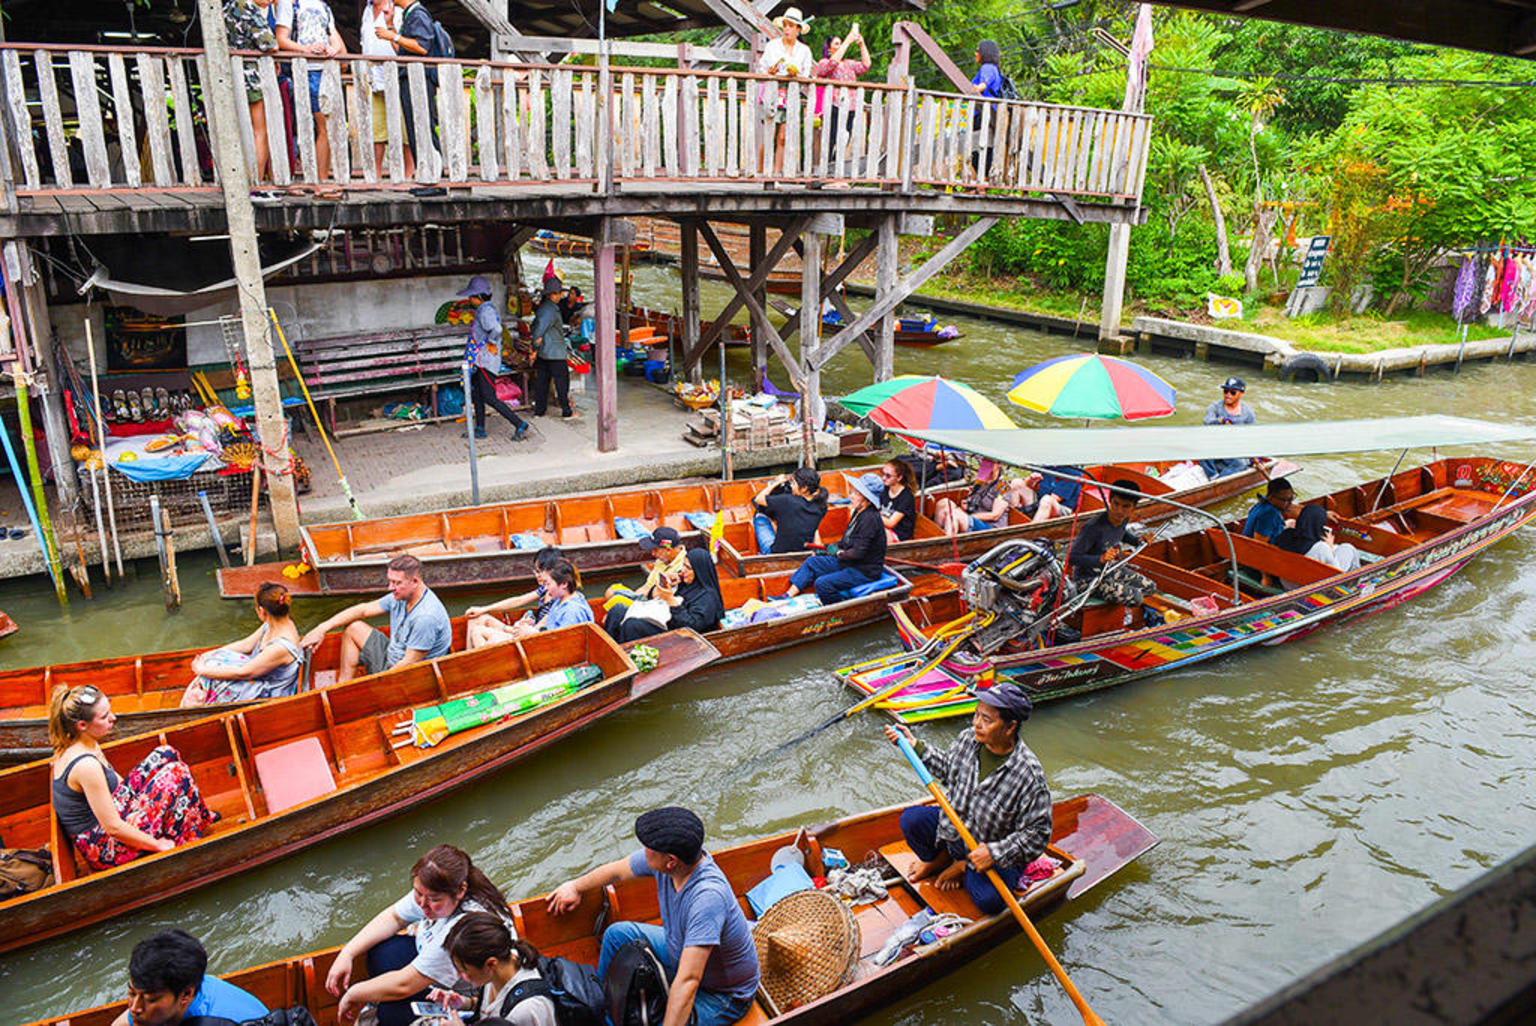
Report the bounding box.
[181,582,304,706]
[49,685,215,871]
[434,911,555,1025]
[327,844,516,1025]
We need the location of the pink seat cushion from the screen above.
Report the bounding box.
[254,737,337,814]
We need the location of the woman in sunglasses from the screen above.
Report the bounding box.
[49,685,215,871]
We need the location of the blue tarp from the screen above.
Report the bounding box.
[110,454,212,482]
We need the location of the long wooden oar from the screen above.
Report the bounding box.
[893,732,1107,1026]
[267,309,363,520]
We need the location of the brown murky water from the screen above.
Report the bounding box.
[2,263,1534,1024]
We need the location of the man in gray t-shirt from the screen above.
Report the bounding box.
[546,806,759,1026]
[300,553,452,682]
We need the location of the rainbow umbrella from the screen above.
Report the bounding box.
[1007,354,1176,421]
[840,375,1016,444]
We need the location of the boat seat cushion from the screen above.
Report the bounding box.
[848,571,901,599]
[1229,566,1286,596]
[254,737,337,814]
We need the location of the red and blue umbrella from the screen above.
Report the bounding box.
[1007,354,1176,421]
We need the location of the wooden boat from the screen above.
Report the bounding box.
[850,456,1536,721]
[24,793,1156,1026]
[894,326,962,347]
[724,459,1298,578]
[629,304,751,347]
[0,611,17,640]
[0,623,719,955]
[218,470,879,598]
[531,233,655,261]
[0,571,933,763]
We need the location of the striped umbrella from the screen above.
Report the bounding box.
[1007,354,1177,421]
[840,375,1016,444]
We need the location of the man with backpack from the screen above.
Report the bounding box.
[377,0,452,176]
[546,806,760,1026]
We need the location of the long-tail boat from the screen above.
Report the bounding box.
[23,794,1156,1026]
[0,570,934,763]
[629,305,752,347]
[725,458,1296,578]
[846,451,1536,722]
[0,623,719,955]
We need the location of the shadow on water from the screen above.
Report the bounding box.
[3,284,1536,1024]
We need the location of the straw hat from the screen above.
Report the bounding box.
[773,6,812,29]
[753,889,860,1013]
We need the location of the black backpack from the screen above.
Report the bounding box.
[603,939,693,1026]
[999,74,1020,101]
[531,955,606,1026]
[401,1,456,58]
[182,1008,318,1026]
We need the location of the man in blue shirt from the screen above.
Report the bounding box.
[458,275,529,442]
[1243,477,1296,543]
[300,553,453,681]
[547,806,760,1026]
[1199,377,1257,479]
[115,929,267,1026]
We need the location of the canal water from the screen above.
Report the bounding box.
[3,268,1535,1024]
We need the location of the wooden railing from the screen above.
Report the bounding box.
[0,43,1150,203]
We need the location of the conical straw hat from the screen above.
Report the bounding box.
[752,889,860,1013]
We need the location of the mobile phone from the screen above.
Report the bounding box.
[409,1002,463,1019]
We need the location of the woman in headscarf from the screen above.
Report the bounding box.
[1275,505,1361,574]
[612,548,725,642]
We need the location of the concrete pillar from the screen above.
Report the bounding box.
[1099,221,1130,343]
[875,215,898,382]
[196,0,300,552]
[799,229,824,449]
[594,222,618,452]
[681,220,702,384]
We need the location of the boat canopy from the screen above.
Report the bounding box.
[902,415,1536,465]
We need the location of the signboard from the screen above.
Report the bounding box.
[1296,235,1332,288]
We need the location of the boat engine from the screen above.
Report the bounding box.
[960,540,1074,655]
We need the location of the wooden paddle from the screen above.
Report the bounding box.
[893,732,1107,1026]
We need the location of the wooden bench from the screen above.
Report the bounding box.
[292,324,530,435]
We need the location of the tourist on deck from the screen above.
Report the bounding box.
[1243,476,1296,544]
[607,548,724,643]
[465,547,568,649]
[547,806,760,1026]
[758,8,814,176]
[1008,465,1083,522]
[969,39,1006,175]
[460,275,530,442]
[752,466,827,554]
[180,581,302,707]
[781,472,887,603]
[328,844,517,1026]
[813,26,871,162]
[531,278,575,419]
[1199,377,1256,480]
[360,0,412,176]
[299,553,452,682]
[433,912,557,1025]
[1065,479,1142,584]
[50,686,216,872]
[273,0,344,183]
[384,0,451,174]
[111,929,267,1026]
[933,459,1009,535]
[884,682,1051,915]
[508,560,593,638]
[1276,505,1361,573]
[878,459,919,542]
[224,0,280,184]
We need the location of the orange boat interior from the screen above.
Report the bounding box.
[0,626,631,896]
[29,796,1147,1026]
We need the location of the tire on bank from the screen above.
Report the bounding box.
[1277,352,1333,383]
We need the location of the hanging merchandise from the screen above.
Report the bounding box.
[220,316,251,401]
[1480,249,1501,315]
[1499,250,1521,314]
[1451,254,1477,324]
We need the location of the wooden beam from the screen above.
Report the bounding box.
[696,220,806,389]
[594,221,618,452]
[681,219,701,382]
[810,216,998,370]
[504,36,749,63]
[875,214,898,381]
[894,21,973,94]
[800,229,824,449]
[682,218,805,368]
[694,0,761,47]
[780,230,879,354]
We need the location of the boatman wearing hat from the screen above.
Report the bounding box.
[548,806,760,1026]
[781,472,887,603]
[530,277,575,419]
[885,682,1052,916]
[1199,376,1256,480]
[459,276,530,443]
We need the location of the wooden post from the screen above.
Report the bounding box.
[196,0,301,553]
[1099,4,1151,343]
[749,224,768,380]
[875,214,898,382]
[800,227,824,465]
[681,220,702,384]
[594,221,619,452]
[14,244,77,508]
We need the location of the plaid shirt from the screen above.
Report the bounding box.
[918,727,1053,869]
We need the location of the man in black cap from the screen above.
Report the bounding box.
[884,682,1052,915]
[546,806,760,1026]
[1199,376,1256,480]
[530,277,575,419]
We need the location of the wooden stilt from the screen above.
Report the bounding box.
[681,220,702,384]
[594,221,618,452]
[800,229,824,468]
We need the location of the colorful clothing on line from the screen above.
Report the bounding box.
[72,745,214,871]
